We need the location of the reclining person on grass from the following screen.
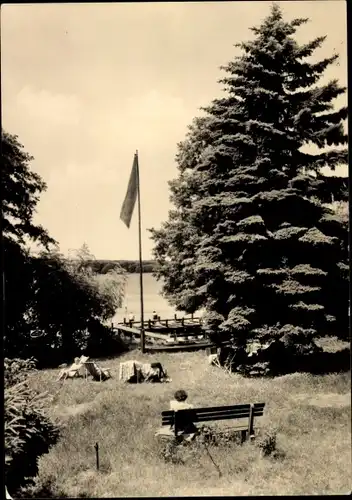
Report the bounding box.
[169,389,198,441]
[57,356,85,381]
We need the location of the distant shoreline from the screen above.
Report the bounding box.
[88,260,157,274]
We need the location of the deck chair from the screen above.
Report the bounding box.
[57,355,89,381]
[84,361,111,382]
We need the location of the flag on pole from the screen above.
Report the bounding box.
[120,153,139,228]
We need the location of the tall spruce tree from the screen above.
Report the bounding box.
[150,4,348,359]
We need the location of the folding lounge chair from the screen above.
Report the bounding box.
[84,361,111,382]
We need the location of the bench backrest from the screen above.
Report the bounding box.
[162,403,265,435]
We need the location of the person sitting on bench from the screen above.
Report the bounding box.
[152,310,158,322]
[170,389,198,441]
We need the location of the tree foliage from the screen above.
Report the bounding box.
[150,4,348,358]
[2,131,56,248]
[87,259,157,274]
[2,131,127,365]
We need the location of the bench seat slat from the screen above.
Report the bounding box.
[161,403,265,418]
[191,403,251,414]
[162,412,250,424]
[253,403,266,410]
[162,412,264,426]
[192,408,264,419]
[191,408,251,418]
[162,416,264,428]
[189,413,262,423]
[161,404,249,417]
[161,407,264,424]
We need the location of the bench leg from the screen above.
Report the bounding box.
[241,430,247,444]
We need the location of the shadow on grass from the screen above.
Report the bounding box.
[276,348,351,376]
[15,479,70,498]
[232,348,351,378]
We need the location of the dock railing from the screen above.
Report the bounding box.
[120,314,202,329]
[112,314,206,343]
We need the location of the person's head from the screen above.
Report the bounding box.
[74,357,80,364]
[174,389,188,402]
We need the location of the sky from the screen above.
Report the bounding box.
[1,1,348,260]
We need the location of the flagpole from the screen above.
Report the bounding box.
[135,150,145,353]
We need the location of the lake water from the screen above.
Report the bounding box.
[112,273,180,324]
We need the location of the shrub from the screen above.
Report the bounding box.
[4,357,37,388]
[197,425,242,446]
[256,429,278,457]
[5,359,60,495]
[158,439,185,464]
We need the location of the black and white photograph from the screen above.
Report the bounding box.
[2,1,350,497]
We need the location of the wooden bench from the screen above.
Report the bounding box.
[161,402,266,443]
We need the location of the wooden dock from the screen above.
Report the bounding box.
[112,316,211,352]
[144,341,215,353]
[119,315,202,332]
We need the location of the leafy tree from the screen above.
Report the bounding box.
[150,4,348,363]
[2,130,57,357]
[2,131,56,248]
[9,245,127,365]
[2,131,126,364]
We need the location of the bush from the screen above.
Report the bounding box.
[5,244,128,367]
[5,359,60,495]
[4,357,37,388]
[256,429,277,457]
[197,425,242,446]
[158,439,185,465]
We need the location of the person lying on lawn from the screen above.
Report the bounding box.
[169,389,198,441]
[57,357,83,380]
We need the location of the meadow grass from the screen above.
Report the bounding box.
[24,346,351,497]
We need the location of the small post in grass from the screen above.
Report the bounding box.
[94,442,99,471]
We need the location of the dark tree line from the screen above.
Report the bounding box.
[84,259,157,274]
[2,131,126,367]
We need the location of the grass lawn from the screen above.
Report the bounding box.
[25,344,350,497]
